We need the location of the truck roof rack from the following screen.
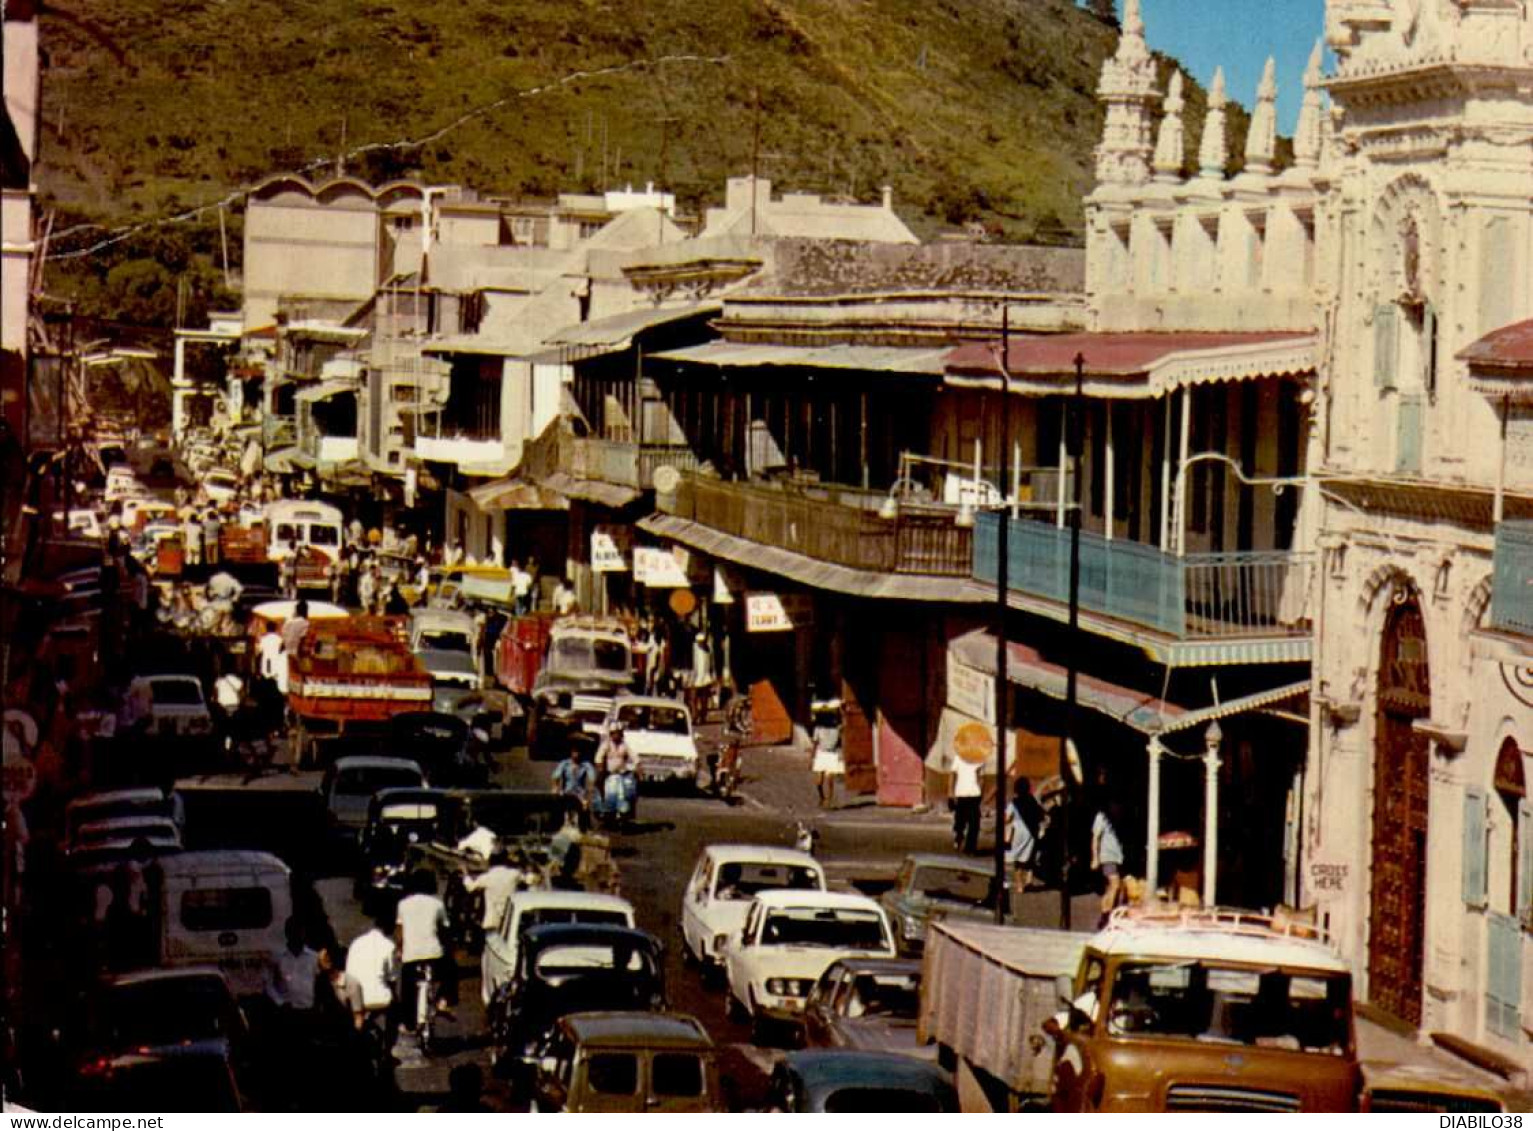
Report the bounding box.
[1103,904,1332,949]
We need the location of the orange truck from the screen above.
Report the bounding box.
[288,616,434,764]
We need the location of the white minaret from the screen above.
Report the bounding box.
[1292,40,1325,170]
[1093,0,1160,187]
[1244,57,1278,175]
[1198,67,1229,180]
[1152,70,1186,183]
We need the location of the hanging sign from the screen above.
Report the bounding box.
[590,525,631,573]
[633,545,691,588]
[946,659,995,725]
[745,592,813,632]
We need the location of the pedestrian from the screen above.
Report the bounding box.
[281,598,311,657]
[384,582,409,616]
[1091,801,1126,926]
[263,916,323,1021]
[343,910,398,1034]
[213,667,244,730]
[462,848,524,939]
[552,744,597,828]
[203,509,221,567]
[182,510,204,568]
[951,753,983,856]
[413,556,430,602]
[257,622,289,695]
[358,562,378,616]
[690,632,714,720]
[1006,778,1044,902]
[553,577,576,616]
[809,697,844,809]
[395,868,453,1030]
[509,559,532,615]
[279,554,296,598]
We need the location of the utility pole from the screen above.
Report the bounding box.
[1060,352,1085,930]
[993,308,1012,924]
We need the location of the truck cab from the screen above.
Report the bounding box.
[1048,907,1360,1113]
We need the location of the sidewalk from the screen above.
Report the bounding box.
[717,732,947,825]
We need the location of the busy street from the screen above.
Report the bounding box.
[7,0,1533,1115]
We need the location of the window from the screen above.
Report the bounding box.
[652,1053,705,1097]
[585,1053,638,1095]
[180,887,273,932]
[760,908,889,950]
[714,863,823,900]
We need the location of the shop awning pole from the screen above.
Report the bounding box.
[994,309,1012,926]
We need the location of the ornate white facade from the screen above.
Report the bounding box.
[1083,0,1533,1067]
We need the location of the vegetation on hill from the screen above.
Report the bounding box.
[35,0,1254,329]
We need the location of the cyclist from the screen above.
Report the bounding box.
[395,869,453,1044]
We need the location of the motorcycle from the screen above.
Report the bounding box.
[593,769,637,829]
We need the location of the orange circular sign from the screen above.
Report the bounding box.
[953,720,993,765]
[669,589,698,618]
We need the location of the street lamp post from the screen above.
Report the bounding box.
[1060,353,1084,930]
[993,311,1011,924]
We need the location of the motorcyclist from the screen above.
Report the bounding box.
[595,723,639,826]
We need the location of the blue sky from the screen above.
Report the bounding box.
[1129,0,1329,132]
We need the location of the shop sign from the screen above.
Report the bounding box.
[712,565,739,605]
[946,659,994,725]
[1307,861,1349,898]
[633,545,691,588]
[590,525,631,573]
[745,592,813,632]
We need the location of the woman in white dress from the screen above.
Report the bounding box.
[809,697,844,808]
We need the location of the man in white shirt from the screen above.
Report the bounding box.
[463,849,524,934]
[552,578,576,616]
[265,916,321,1015]
[456,825,498,862]
[343,912,398,1031]
[510,560,533,614]
[256,627,288,694]
[1092,804,1126,925]
[396,869,453,1027]
[951,754,983,855]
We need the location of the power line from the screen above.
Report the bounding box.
[44,52,730,263]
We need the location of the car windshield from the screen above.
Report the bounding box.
[617,705,689,734]
[419,630,471,653]
[1106,962,1351,1054]
[308,525,340,547]
[715,862,822,900]
[150,680,203,706]
[849,972,921,1019]
[910,865,992,908]
[96,978,235,1048]
[550,637,629,673]
[335,766,422,796]
[761,908,889,950]
[532,943,657,982]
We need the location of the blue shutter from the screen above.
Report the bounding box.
[1486,912,1521,1040]
[1518,800,1533,925]
[1397,393,1424,475]
[1464,787,1488,909]
[1374,305,1398,390]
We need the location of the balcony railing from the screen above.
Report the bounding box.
[662,473,974,578]
[973,512,1313,640]
[1491,520,1533,637]
[561,438,705,490]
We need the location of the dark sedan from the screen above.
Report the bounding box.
[488,923,666,1081]
[801,958,933,1062]
[764,1050,958,1113]
[354,786,451,911]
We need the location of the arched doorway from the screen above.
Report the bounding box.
[1368,593,1432,1025]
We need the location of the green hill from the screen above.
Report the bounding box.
[35,0,1251,328]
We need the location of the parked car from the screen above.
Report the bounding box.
[679,845,825,971]
[801,958,931,1061]
[1361,1061,1507,1113]
[604,695,701,789]
[71,816,182,853]
[72,1043,246,1111]
[121,674,214,740]
[528,1012,723,1113]
[482,889,636,1006]
[355,787,451,911]
[763,1050,958,1113]
[150,850,293,999]
[721,890,897,1036]
[879,853,997,956]
[320,756,427,844]
[202,470,239,504]
[64,788,181,850]
[488,924,665,1077]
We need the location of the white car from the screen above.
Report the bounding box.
[121,675,214,739]
[605,695,701,787]
[481,889,636,1006]
[680,845,826,970]
[722,890,897,1033]
[202,470,239,504]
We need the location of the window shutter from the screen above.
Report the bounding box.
[1396,393,1424,475]
[1518,800,1533,924]
[1374,304,1398,390]
[1423,303,1439,401]
[1464,787,1488,908]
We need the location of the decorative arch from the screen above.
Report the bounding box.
[1366,173,1445,303]
[1355,561,1420,623]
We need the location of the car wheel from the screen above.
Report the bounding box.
[747,990,774,1046]
[679,929,698,968]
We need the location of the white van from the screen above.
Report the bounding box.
[263,500,344,562]
[152,850,293,998]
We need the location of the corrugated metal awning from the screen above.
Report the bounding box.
[543,472,641,509]
[465,478,568,511]
[650,341,951,376]
[943,331,1316,399]
[1154,680,1310,735]
[295,379,359,403]
[546,302,719,356]
[638,514,989,603]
